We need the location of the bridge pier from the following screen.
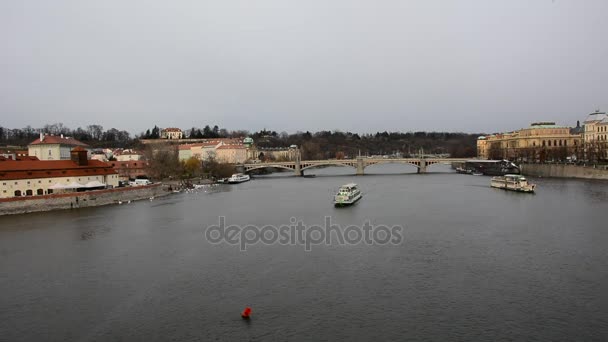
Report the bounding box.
[417,159,427,174]
[294,155,302,176]
[356,157,365,175]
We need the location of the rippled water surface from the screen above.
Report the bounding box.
[1,165,607,341]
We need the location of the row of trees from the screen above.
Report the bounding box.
[143,145,235,181]
[139,124,246,140]
[0,123,134,148]
[250,130,479,159]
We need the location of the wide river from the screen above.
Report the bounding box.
[1,164,607,341]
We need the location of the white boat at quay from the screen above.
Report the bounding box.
[490,174,536,193]
[334,183,362,207]
[227,173,251,184]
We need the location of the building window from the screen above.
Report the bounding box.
[37,189,43,195]
[26,189,33,196]
[48,189,53,194]
[564,141,567,146]
[14,190,21,197]
[548,140,551,146]
[14,181,17,185]
[554,140,557,146]
[38,180,41,183]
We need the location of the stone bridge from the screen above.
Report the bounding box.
[241,157,468,176]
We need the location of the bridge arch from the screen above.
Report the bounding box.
[300,162,357,171]
[363,160,421,170]
[423,161,453,170]
[243,164,295,173]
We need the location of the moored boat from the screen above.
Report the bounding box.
[334,183,362,207]
[490,174,536,193]
[227,173,251,184]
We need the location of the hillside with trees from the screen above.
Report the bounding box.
[2,123,481,159]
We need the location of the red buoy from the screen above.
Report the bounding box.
[241,307,252,319]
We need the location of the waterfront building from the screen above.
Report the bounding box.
[178,139,246,162]
[0,147,119,199]
[216,144,248,164]
[28,134,90,161]
[110,160,150,181]
[175,138,297,164]
[193,141,223,161]
[477,122,583,162]
[583,110,608,161]
[161,128,183,140]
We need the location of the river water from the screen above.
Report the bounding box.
[1,164,607,341]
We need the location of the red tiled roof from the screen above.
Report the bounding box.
[0,159,116,180]
[162,128,182,132]
[29,135,89,147]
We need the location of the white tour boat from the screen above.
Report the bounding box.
[334,183,362,207]
[490,174,536,193]
[227,173,251,184]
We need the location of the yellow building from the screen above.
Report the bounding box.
[216,144,248,164]
[28,134,90,160]
[477,122,583,162]
[583,110,608,161]
[0,148,119,199]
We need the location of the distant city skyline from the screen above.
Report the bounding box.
[1,0,607,134]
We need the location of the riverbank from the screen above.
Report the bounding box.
[520,163,608,180]
[0,183,170,216]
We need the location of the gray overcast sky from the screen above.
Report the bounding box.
[1,0,607,134]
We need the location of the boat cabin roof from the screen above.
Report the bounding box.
[340,183,358,189]
[505,174,525,180]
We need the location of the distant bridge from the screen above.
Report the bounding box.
[240,157,468,176]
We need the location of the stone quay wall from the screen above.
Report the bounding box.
[0,183,169,216]
[520,164,608,180]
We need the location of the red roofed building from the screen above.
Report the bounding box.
[0,148,119,198]
[28,133,90,160]
[110,160,150,180]
[0,148,28,160]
